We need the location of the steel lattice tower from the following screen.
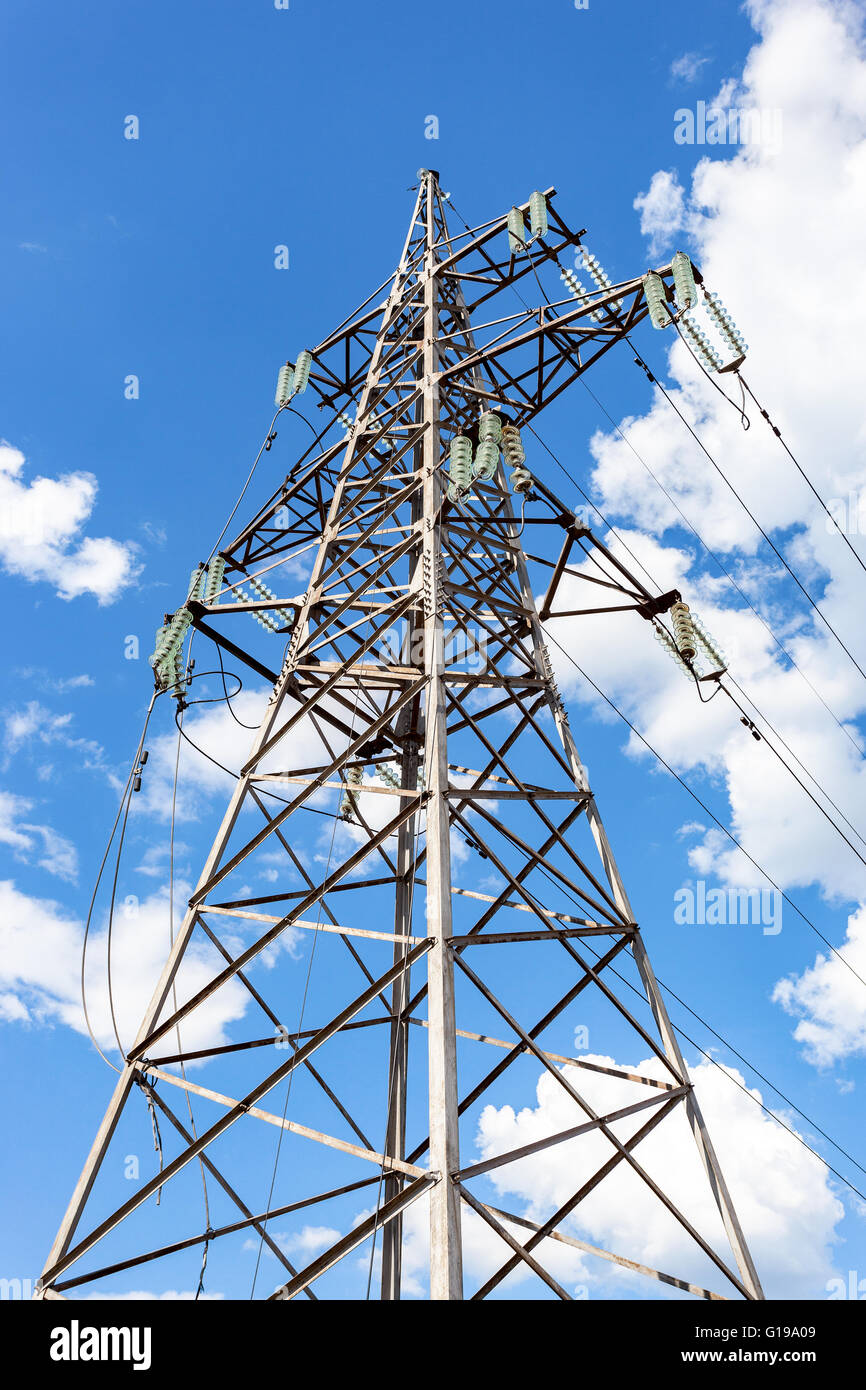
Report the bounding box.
[39,171,763,1302]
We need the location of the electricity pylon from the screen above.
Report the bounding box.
[39,170,763,1302]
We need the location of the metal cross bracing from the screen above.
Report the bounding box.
[39,170,763,1303]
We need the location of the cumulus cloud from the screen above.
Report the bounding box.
[546,0,866,1066]
[473,1053,845,1298]
[133,688,270,822]
[0,441,138,603]
[0,878,253,1059]
[134,684,338,824]
[269,1226,343,1259]
[773,905,866,1066]
[345,1192,589,1300]
[633,171,686,258]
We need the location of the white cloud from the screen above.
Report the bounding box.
[0,789,78,882]
[0,441,139,603]
[545,0,866,1066]
[4,703,72,754]
[0,991,29,1022]
[351,1191,589,1300]
[50,674,95,692]
[633,171,686,258]
[473,1053,845,1298]
[133,842,189,879]
[134,684,317,822]
[773,905,866,1066]
[275,1225,343,1258]
[2,700,110,779]
[0,878,252,1060]
[670,52,710,83]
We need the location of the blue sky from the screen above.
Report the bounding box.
[2,0,866,1300]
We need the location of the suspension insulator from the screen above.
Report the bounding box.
[188,565,207,602]
[501,423,526,470]
[150,608,192,671]
[670,601,697,661]
[692,612,728,670]
[680,313,725,372]
[561,267,580,294]
[249,575,275,599]
[292,350,313,395]
[340,764,363,821]
[151,629,170,678]
[447,434,472,502]
[169,649,186,700]
[704,291,748,359]
[561,268,605,322]
[671,251,697,312]
[643,272,672,329]
[235,582,279,632]
[472,437,500,481]
[377,763,400,789]
[581,249,623,312]
[507,206,525,253]
[249,573,293,629]
[478,411,502,445]
[529,191,548,241]
[275,363,294,406]
[654,624,693,678]
[203,556,226,605]
[510,465,533,494]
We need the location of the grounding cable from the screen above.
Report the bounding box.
[81,692,158,1072]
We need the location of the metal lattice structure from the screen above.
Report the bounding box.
[39,171,763,1302]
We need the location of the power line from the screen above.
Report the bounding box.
[523,419,662,596]
[522,233,866,759]
[542,626,866,994]
[714,686,866,878]
[630,343,866,689]
[721,677,866,855]
[570,370,865,757]
[454,217,866,899]
[524,414,866,871]
[740,375,866,583]
[510,809,866,1205]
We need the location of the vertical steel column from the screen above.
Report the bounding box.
[420,172,463,1300]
